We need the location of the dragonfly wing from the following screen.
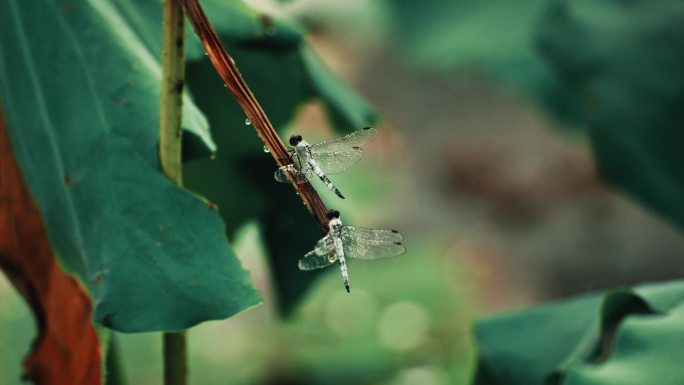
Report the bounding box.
[308,128,377,175]
[312,235,334,256]
[309,128,377,173]
[299,252,336,270]
[312,127,378,153]
[343,226,404,243]
[299,236,336,271]
[341,226,405,260]
[310,149,364,175]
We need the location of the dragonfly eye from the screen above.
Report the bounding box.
[289,135,302,146]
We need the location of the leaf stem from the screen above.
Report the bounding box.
[180,0,330,231]
[159,0,188,384]
[105,334,128,385]
[160,0,186,185]
[163,332,188,385]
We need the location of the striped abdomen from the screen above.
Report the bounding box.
[333,236,350,293]
[307,158,345,199]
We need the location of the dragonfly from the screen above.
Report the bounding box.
[299,210,405,293]
[274,127,378,199]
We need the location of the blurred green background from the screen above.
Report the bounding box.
[2,0,684,384]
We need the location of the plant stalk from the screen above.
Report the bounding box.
[159,0,188,384]
[180,0,330,232]
[105,334,128,385]
[160,0,186,185]
[163,332,187,385]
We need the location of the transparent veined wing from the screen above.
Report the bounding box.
[311,150,364,175]
[341,226,405,260]
[298,236,336,270]
[299,252,336,270]
[312,127,378,153]
[309,128,377,175]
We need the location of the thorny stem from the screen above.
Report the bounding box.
[180,0,330,232]
[159,0,188,384]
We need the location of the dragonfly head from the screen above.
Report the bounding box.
[326,209,340,220]
[289,135,303,146]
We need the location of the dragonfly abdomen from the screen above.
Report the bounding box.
[307,158,345,199]
[339,256,350,293]
[331,222,350,293]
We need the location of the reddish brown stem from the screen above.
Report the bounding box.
[180,0,329,231]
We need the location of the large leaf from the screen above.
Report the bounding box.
[473,280,684,385]
[473,293,602,385]
[0,109,102,385]
[0,0,260,332]
[536,0,684,230]
[562,302,684,385]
